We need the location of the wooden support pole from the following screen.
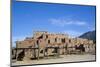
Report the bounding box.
[47,48,48,58]
[57,47,60,57]
[37,47,40,60]
[34,49,36,59]
[65,44,68,55]
[63,46,64,55]
[23,49,25,61]
[43,48,45,58]
[15,48,17,61]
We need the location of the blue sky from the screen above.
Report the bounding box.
[12,0,96,47]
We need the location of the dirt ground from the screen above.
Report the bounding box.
[12,54,96,66]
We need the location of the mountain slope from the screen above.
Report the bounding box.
[79,30,96,42]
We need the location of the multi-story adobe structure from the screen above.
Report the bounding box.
[13,31,95,61]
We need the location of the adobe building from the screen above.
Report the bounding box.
[13,31,95,61]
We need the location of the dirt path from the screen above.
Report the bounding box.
[12,54,95,66]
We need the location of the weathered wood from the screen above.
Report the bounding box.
[14,46,84,60]
[37,47,40,60]
[15,49,17,61]
[33,49,36,59]
[15,47,39,50]
[57,47,60,57]
[43,48,45,58]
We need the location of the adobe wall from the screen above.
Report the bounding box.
[15,31,95,60]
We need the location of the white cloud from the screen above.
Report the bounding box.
[74,21,86,25]
[88,25,95,30]
[12,36,25,42]
[12,35,28,47]
[92,27,95,30]
[63,30,82,38]
[49,18,87,27]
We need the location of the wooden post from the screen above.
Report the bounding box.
[37,47,40,60]
[65,43,68,55]
[63,46,65,55]
[47,48,48,58]
[33,49,36,59]
[43,48,45,58]
[23,49,25,61]
[16,41,18,61]
[57,47,60,57]
[37,40,40,60]
[15,48,17,61]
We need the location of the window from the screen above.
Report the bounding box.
[55,38,57,42]
[69,39,71,43]
[48,40,50,43]
[46,35,48,38]
[61,38,65,43]
[62,38,65,43]
[37,40,39,45]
